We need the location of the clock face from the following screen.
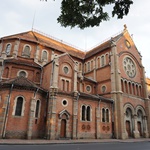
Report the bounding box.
[123,57,136,78]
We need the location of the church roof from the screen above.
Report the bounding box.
[1,30,85,59]
[1,27,125,60]
[4,57,41,68]
[0,76,47,92]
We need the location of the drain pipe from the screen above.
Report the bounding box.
[2,83,14,138]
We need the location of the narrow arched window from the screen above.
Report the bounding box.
[87,62,90,71]
[87,106,91,121]
[5,44,11,55]
[62,79,65,91]
[15,97,23,116]
[22,45,30,57]
[106,109,109,122]
[101,56,105,67]
[35,100,40,118]
[66,80,69,91]
[102,108,105,122]
[82,105,86,121]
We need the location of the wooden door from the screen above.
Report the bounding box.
[137,122,142,136]
[60,119,66,138]
[126,121,131,137]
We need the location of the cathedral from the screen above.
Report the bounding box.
[0,25,150,140]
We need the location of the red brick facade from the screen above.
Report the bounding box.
[0,25,149,140]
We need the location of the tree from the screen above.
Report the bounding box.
[41,0,133,29]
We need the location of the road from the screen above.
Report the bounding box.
[0,142,150,150]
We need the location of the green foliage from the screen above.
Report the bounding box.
[42,0,133,29]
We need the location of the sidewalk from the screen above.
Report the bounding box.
[0,138,150,145]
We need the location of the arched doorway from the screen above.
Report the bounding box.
[126,121,131,137]
[60,119,66,138]
[58,110,70,139]
[137,110,143,137]
[125,108,133,138]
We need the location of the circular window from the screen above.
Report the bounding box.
[123,57,136,78]
[63,66,69,74]
[19,71,27,77]
[86,85,91,92]
[62,99,68,107]
[101,85,106,93]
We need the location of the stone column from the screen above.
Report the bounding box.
[48,88,57,140]
[27,98,36,140]
[72,92,79,139]
[13,40,20,58]
[110,39,125,139]
[133,115,140,138]
[0,96,8,139]
[96,100,101,139]
[34,45,40,63]
[93,57,96,80]
[74,65,78,92]
[143,116,149,138]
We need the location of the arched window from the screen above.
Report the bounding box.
[102,108,105,122]
[62,79,65,91]
[101,55,105,67]
[97,57,100,68]
[35,100,40,118]
[82,105,86,121]
[87,106,91,121]
[22,45,30,58]
[102,108,109,122]
[81,105,91,121]
[42,50,48,61]
[5,44,11,55]
[87,62,90,72]
[106,109,109,122]
[15,97,23,116]
[66,80,69,91]
[121,80,124,92]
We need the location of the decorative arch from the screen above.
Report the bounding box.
[59,109,70,120]
[135,105,146,116]
[124,103,135,115]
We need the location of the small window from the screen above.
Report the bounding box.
[19,71,27,77]
[82,105,86,121]
[5,44,11,55]
[101,85,106,93]
[15,97,23,116]
[62,99,68,107]
[101,56,105,67]
[35,100,40,118]
[86,85,91,92]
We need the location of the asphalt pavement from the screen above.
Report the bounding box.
[0,138,150,145]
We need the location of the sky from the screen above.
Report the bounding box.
[0,0,150,77]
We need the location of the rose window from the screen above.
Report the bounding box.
[123,57,136,78]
